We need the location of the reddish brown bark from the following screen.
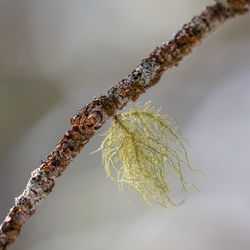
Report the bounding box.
[0,1,249,249]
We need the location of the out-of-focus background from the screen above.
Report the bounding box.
[0,0,250,249]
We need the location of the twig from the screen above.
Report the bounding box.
[0,0,249,249]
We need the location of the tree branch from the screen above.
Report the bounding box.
[0,0,249,249]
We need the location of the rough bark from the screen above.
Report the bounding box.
[0,0,249,249]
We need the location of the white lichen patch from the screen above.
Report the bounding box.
[134,59,161,86]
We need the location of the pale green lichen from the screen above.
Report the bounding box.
[96,101,200,208]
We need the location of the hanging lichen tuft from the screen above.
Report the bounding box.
[96,101,200,208]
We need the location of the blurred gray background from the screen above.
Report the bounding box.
[0,0,250,249]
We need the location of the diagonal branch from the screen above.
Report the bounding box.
[0,0,249,249]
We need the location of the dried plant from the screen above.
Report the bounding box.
[96,102,200,208]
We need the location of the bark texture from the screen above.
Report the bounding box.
[0,0,249,249]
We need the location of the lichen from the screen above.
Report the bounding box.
[96,101,200,208]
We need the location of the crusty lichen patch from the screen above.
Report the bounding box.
[96,102,200,208]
